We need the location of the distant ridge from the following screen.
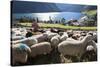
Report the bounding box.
[11,1,97,13]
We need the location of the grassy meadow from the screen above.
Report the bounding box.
[18,22,97,31]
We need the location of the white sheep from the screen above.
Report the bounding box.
[12,43,31,65]
[60,32,68,42]
[30,42,52,58]
[59,32,64,36]
[11,36,25,41]
[86,40,97,52]
[58,35,93,58]
[45,31,58,40]
[20,28,27,36]
[14,30,22,36]
[50,34,60,48]
[72,31,81,40]
[32,33,48,43]
[93,32,97,43]
[12,28,27,37]
[12,37,38,47]
[78,36,85,41]
[87,31,97,43]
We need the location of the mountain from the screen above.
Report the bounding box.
[11,1,97,13]
[11,1,60,13]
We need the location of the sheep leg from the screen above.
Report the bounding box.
[60,54,65,63]
[60,54,72,63]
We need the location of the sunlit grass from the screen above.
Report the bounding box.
[82,10,97,16]
[18,23,97,30]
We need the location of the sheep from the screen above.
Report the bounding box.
[87,31,97,43]
[12,28,27,37]
[50,28,58,33]
[59,32,64,36]
[33,33,48,43]
[50,34,60,48]
[14,30,22,36]
[72,35,79,40]
[80,40,97,62]
[30,42,52,58]
[92,33,97,43]
[11,36,25,41]
[77,31,86,40]
[58,35,93,60]
[67,32,73,38]
[11,43,31,65]
[44,32,58,41]
[81,32,86,36]
[72,31,81,40]
[12,37,38,47]
[20,28,27,36]
[86,40,97,52]
[38,29,46,33]
[87,31,93,36]
[86,45,94,52]
[60,32,68,42]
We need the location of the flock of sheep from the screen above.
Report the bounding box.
[11,28,97,66]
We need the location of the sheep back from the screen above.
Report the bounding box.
[12,37,38,47]
[50,35,60,48]
[11,36,25,41]
[12,43,31,65]
[58,41,82,56]
[33,34,48,43]
[46,33,58,40]
[30,42,52,57]
[58,35,93,57]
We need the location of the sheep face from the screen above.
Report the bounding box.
[85,35,93,41]
[86,40,97,52]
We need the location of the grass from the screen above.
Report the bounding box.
[82,10,97,16]
[18,23,97,30]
